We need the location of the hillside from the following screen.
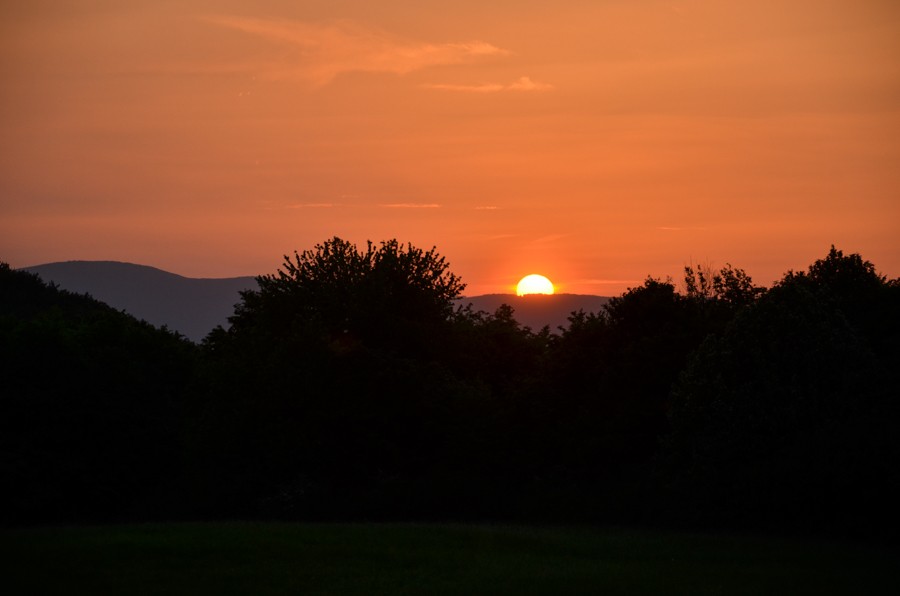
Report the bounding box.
[0,263,195,523]
[24,261,257,342]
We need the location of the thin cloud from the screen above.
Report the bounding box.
[531,233,569,244]
[425,76,553,93]
[286,203,335,208]
[427,82,505,93]
[203,16,509,85]
[475,205,500,210]
[379,203,441,209]
[468,233,517,242]
[579,278,642,285]
[507,76,553,91]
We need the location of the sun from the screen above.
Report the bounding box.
[516,274,555,296]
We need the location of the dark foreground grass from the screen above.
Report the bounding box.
[2,523,896,595]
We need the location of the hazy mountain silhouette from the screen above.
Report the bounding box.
[457,293,609,332]
[22,261,608,340]
[24,261,257,342]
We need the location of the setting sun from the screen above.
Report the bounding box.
[516,274,555,296]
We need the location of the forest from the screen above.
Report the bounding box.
[2,241,898,536]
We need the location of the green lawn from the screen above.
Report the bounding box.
[2,523,896,595]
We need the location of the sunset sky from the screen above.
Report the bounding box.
[2,0,898,295]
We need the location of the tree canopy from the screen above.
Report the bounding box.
[0,263,195,524]
[4,244,898,533]
[657,248,900,529]
[222,237,465,359]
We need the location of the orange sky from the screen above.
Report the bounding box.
[2,0,899,295]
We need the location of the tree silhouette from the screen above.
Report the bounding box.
[7,242,895,530]
[0,263,195,524]
[194,238,480,517]
[225,237,465,359]
[684,263,765,306]
[540,280,700,490]
[658,248,900,530]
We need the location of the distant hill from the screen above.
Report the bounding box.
[457,293,609,332]
[24,261,257,343]
[22,261,609,340]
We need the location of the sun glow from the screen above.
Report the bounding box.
[516,274,555,296]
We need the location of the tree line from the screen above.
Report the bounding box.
[2,241,897,534]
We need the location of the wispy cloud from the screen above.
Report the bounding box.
[203,16,509,85]
[379,203,441,209]
[424,76,553,93]
[475,205,500,210]
[286,203,335,208]
[508,77,553,91]
[578,278,642,286]
[531,233,568,244]
[477,233,516,241]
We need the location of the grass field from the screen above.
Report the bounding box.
[2,523,896,595]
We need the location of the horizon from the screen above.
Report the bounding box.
[2,1,899,295]
[18,242,898,297]
[23,258,615,297]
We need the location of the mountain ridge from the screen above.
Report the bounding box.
[22,261,609,341]
[24,261,258,342]
[456,293,609,331]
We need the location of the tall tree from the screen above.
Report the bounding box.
[226,237,465,358]
[194,238,478,517]
[658,248,900,531]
